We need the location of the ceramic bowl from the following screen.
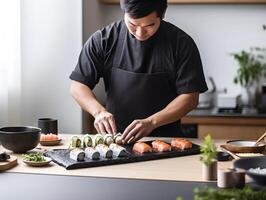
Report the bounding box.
[0,126,40,153]
[234,157,266,185]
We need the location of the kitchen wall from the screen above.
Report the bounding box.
[83,1,266,103]
[13,1,266,133]
[20,0,82,133]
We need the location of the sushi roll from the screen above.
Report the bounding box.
[114,133,123,145]
[95,144,113,158]
[70,136,82,148]
[103,133,114,146]
[109,143,127,157]
[70,148,85,161]
[83,134,93,148]
[93,133,104,147]
[85,147,100,160]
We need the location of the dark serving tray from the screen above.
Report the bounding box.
[44,141,200,170]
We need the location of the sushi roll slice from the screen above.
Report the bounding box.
[109,143,127,157]
[85,147,100,160]
[93,133,104,147]
[70,148,85,161]
[103,133,114,146]
[83,134,93,148]
[70,136,82,148]
[95,144,113,158]
[114,133,123,145]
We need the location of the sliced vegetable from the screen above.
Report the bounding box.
[23,153,46,162]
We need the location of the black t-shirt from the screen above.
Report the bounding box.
[70,19,208,136]
[70,19,208,95]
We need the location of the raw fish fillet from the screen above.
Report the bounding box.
[151,140,171,152]
[171,138,192,150]
[133,142,152,154]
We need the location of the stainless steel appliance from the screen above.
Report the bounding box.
[197,77,216,109]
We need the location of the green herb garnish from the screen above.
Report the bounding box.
[23,153,46,162]
[200,134,217,166]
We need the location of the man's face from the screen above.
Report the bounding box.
[124,11,161,41]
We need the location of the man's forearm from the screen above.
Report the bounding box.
[147,92,199,129]
[70,80,105,117]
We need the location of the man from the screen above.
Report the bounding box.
[70,0,207,144]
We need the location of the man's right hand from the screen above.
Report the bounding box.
[93,110,117,135]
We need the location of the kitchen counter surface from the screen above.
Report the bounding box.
[2,134,233,182]
[188,108,266,118]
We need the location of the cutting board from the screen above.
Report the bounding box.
[0,156,18,171]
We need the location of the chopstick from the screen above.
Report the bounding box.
[220,145,240,160]
[255,131,266,145]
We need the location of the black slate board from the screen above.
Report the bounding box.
[44,141,200,170]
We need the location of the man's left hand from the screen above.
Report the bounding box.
[122,118,155,144]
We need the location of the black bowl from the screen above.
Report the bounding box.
[0,126,41,153]
[233,157,266,185]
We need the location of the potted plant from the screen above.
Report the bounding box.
[232,25,266,108]
[200,134,217,181]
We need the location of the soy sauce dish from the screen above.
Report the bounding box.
[22,153,52,167]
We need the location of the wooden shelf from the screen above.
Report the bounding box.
[100,0,266,4]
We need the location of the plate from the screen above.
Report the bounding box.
[40,139,62,146]
[225,140,266,153]
[234,157,266,185]
[23,156,52,167]
[0,155,18,171]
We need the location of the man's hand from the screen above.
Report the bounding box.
[122,118,155,144]
[94,110,117,135]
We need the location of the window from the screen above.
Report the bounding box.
[0,0,21,126]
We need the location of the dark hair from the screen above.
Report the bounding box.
[120,0,167,19]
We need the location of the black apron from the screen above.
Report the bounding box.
[70,20,207,137]
[104,22,182,137]
[106,67,182,137]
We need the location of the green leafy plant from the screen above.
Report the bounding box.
[232,48,266,88]
[231,25,266,107]
[200,134,217,166]
[176,186,266,200]
[232,25,266,87]
[193,186,266,200]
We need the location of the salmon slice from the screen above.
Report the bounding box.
[171,138,192,150]
[133,142,152,154]
[40,133,59,141]
[151,140,171,152]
